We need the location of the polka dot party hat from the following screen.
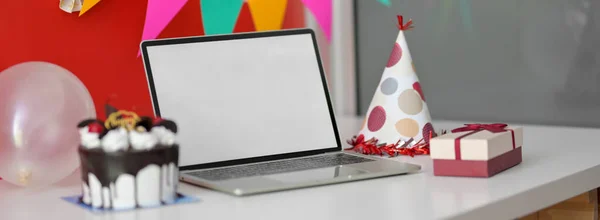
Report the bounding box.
[358,15,434,145]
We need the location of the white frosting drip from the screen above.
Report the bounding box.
[161,163,177,203]
[136,165,161,207]
[102,187,111,208]
[82,182,91,205]
[79,127,101,149]
[129,131,159,150]
[88,173,102,208]
[151,127,176,146]
[101,127,129,152]
[111,174,135,210]
[83,164,178,209]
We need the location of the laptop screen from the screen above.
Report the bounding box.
[142,30,340,167]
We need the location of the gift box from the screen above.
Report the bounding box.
[430,124,523,177]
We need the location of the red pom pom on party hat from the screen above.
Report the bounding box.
[397,15,414,31]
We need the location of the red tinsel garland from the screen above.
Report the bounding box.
[346,130,446,157]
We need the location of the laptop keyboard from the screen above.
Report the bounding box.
[187,153,374,181]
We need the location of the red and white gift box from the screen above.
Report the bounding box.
[430,124,523,177]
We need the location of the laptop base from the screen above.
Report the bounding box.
[180,152,421,196]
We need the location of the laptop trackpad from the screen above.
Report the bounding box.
[264,166,366,183]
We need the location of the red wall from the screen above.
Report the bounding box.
[0,0,305,119]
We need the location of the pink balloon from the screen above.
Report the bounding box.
[0,62,96,187]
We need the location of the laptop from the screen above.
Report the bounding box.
[140,29,421,196]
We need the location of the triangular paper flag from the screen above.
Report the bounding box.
[358,16,434,145]
[201,0,244,35]
[378,0,391,7]
[138,0,189,56]
[247,0,287,31]
[233,2,256,33]
[301,0,332,41]
[79,0,101,16]
[282,0,306,28]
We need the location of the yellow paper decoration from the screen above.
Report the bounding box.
[247,0,288,31]
[79,0,102,16]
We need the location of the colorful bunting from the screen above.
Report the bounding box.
[301,0,332,41]
[201,0,244,35]
[71,0,314,55]
[247,0,288,31]
[138,0,189,56]
[233,3,256,33]
[79,0,101,16]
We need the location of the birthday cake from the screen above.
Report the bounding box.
[76,110,179,209]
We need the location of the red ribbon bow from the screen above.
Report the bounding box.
[451,123,515,160]
[397,15,414,31]
[451,123,508,133]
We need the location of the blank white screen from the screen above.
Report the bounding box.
[145,33,339,166]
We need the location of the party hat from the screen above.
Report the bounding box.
[358,16,434,146]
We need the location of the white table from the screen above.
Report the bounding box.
[3,117,600,220]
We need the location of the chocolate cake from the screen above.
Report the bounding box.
[77,111,179,209]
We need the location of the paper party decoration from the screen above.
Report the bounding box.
[233,2,256,33]
[358,16,434,146]
[247,0,288,31]
[138,0,189,56]
[301,0,332,41]
[59,0,83,13]
[137,0,188,56]
[79,0,101,16]
[201,0,244,35]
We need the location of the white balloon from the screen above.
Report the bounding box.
[0,62,96,187]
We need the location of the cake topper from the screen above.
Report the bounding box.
[105,110,141,131]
